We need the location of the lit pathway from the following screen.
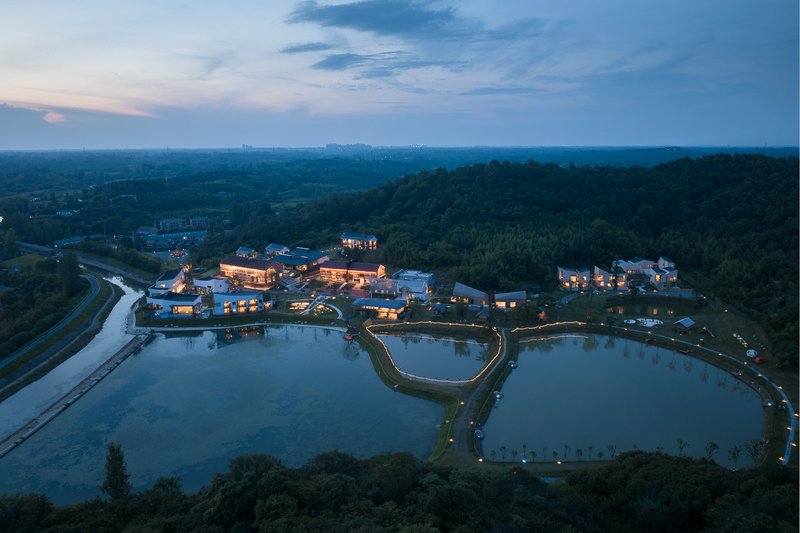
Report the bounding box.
[512,321,797,465]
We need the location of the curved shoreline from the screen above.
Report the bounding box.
[470,321,795,468]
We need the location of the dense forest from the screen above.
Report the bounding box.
[1,450,795,532]
[0,252,85,358]
[1,153,796,364]
[2,146,794,196]
[213,154,797,366]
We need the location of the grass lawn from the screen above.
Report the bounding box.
[1,253,43,270]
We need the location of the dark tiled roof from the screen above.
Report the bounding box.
[220,256,278,271]
[320,261,383,273]
[157,268,183,282]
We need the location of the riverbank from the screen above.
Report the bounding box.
[0,332,151,458]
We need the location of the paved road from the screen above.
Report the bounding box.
[0,274,100,369]
[453,328,509,455]
[19,242,154,286]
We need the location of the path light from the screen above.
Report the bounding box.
[478,457,484,463]
[449,437,454,443]
[556,460,562,465]
[460,401,465,405]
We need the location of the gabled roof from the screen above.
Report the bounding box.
[674,317,695,328]
[495,290,526,301]
[341,232,378,241]
[157,268,183,282]
[236,246,255,255]
[320,261,383,273]
[220,255,278,271]
[265,243,290,253]
[453,282,487,301]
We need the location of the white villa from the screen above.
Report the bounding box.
[212,291,270,316]
[557,266,591,290]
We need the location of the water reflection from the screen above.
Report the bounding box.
[379,333,490,381]
[482,334,763,468]
[0,326,440,504]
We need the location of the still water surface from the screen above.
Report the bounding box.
[482,334,763,468]
[0,326,441,504]
[378,333,490,381]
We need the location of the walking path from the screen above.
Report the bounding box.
[0,332,150,458]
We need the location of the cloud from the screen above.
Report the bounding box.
[280,42,335,54]
[42,111,67,124]
[288,0,457,38]
[460,87,540,96]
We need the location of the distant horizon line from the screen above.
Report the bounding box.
[0,144,797,153]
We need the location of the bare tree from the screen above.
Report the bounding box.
[705,441,719,461]
[728,446,741,469]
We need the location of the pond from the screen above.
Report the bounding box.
[0,325,442,504]
[481,334,763,468]
[378,332,490,382]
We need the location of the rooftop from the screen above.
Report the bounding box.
[341,232,378,241]
[353,298,407,310]
[220,255,279,271]
[157,268,183,282]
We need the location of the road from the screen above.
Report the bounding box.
[1,243,156,397]
[19,241,154,286]
[0,274,100,370]
[453,328,509,455]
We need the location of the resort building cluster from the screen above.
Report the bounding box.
[558,257,678,292]
[143,229,680,321]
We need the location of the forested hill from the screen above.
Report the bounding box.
[253,153,798,363]
[1,451,796,531]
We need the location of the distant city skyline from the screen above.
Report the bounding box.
[1,1,797,149]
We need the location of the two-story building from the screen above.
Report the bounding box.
[272,248,329,273]
[318,261,386,284]
[494,291,527,310]
[194,275,231,294]
[340,232,378,250]
[153,268,186,294]
[212,291,270,316]
[370,277,430,302]
[146,291,202,316]
[645,257,679,289]
[557,266,591,290]
[219,256,279,289]
[264,243,290,257]
[235,246,258,258]
[451,282,489,306]
[159,218,186,231]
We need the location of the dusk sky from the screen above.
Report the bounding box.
[1,0,797,149]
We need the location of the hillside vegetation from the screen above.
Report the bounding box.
[233,154,796,366]
[1,451,796,532]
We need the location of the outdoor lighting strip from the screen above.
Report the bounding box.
[510,320,797,465]
[378,332,487,347]
[518,334,589,344]
[365,321,504,385]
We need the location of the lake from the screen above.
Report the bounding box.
[0,325,442,504]
[481,334,763,468]
[378,332,490,382]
